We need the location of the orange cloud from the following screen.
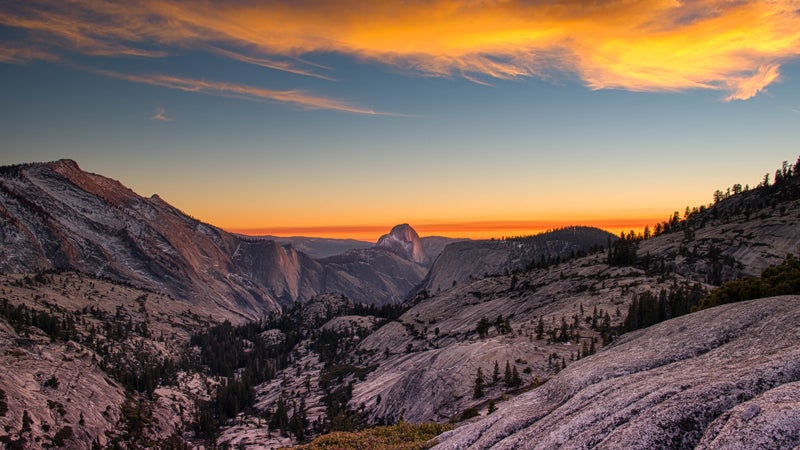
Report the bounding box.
[2,1,799,101]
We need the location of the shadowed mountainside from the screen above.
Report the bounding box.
[420,226,615,294]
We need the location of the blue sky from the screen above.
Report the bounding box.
[1,1,799,239]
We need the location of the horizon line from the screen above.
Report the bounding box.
[228,217,665,241]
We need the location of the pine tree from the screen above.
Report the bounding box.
[492,361,500,385]
[476,317,491,339]
[473,368,485,399]
[504,361,513,387]
[511,366,521,387]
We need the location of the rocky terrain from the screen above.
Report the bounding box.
[420,226,614,294]
[0,272,207,448]
[0,158,798,448]
[433,295,800,449]
[0,160,442,314]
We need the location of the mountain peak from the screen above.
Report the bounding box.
[50,158,80,169]
[376,223,426,264]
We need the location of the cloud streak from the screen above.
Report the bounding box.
[150,106,173,122]
[2,0,799,101]
[90,68,388,115]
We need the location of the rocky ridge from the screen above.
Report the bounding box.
[433,296,800,449]
[421,226,615,294]
[377,223,427,264]
[0,160,440,315]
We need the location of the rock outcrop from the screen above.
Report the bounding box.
[377,223,427,264]
[434,296,800,449]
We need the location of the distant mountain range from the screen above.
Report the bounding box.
[0,160,438,317]
[0,160,614,315]
[245,235,373,259]
[257,231,459,261]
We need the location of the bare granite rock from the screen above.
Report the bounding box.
[433,296,800,449]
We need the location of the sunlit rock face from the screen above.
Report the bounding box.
[0,161,445,315]
[433,296,800,450]
[0,159,290,319]
[377,223,427,264]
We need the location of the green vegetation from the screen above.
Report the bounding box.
[0,388,7,417]
[458,408,480,422]
[0,298,77,342]
[287,421,452,450]
[607,231,638,267]
[623,283,707,332]
[473,368,484,399]
[189,297,397,443]
[50,426,73,447]
[475,315,511,339]
[190,315,301,440]
[695,254,800,311]
[623,254,799,333]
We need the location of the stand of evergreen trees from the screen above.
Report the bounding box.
[694,254,800,311]
[623,283,707,332]
[190,315,302,441]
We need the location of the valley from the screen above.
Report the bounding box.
[0,158,799,448]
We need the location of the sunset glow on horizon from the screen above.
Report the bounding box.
[229,216,668,242]
[1,1,799,241]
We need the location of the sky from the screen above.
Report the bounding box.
[1,1,799,241]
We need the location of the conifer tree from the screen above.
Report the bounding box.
[511,366,521,387]
[473,368,485,399]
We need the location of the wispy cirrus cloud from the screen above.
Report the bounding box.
[91,68,388,115]
[2,0,799,101]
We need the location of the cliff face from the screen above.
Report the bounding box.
[377,223,427,264]
[0,160,287,319]
[434,296,800,449]
[0,161,441,318]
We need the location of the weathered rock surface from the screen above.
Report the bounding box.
[0,272,206,448]
[0,324,126,449]
[350,255,690,424]
[320,247,429,305]
[434,296,800,449]
[377,223,427,264]
[0,160,443,315]
[346,189,800,429]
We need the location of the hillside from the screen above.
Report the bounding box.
[0,272,208,448]
[434,295,800,449]
[0,160,441,316]
[0,158,798,448]
[235,159,800,446]
[420,226,614,294]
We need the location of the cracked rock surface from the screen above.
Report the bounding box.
[434,296,800,450]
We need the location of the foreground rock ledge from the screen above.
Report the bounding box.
[434,295,800,450]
